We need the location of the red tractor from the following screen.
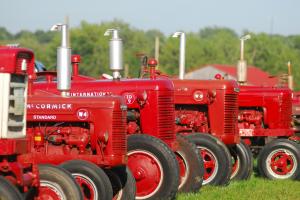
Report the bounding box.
[1,24,136,200]
[214,34,300,180]
[0,45,83,199]
[285,62,300,133]
[292,91,300,132]
[33,27,204,199]
[140,32,252,185]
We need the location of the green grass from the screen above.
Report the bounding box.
[177,176,300,200]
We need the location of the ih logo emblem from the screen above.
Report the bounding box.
[193,91,204,102]
[123,93,137,105]
[77,109,89,120]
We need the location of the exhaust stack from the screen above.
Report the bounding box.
[172,32,186,80]
[104,29,123,79]
[50,23,71,96]
[237,34,251,84]
[287,61,294,90]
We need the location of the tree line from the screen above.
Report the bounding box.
[1,20,300,89]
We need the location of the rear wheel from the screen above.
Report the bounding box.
[0,176,22,200]
[38,164,83,200]
[60,160,113,200]
[176,134,204,193]
[258,139,300,180]
[186,133,232,186]
[230,141,253,180]
[127,134,179,200]
[105,166,136,200]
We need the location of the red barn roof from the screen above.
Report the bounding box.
[185,64,279,87]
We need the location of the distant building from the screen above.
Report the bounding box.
[184,64,279,87]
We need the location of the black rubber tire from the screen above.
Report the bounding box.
[60,160,113,200]
[176,134,204,193]
[257,139,300,180]
[38,164,83,200]
[229,141,253,180]
[0,176,22,200]
[127,134,179,200]
[105,166,136,200]
[186,133,232,186]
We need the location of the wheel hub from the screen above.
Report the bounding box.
[73,173,98,200]
[175,151,189,189]
[266,148,297,179]
[133,167,146,180]
[198,147,218,185]
[39,181,66,200]
[128,150,163,199]
[270,151,294,175]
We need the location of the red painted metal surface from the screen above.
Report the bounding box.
[292,91,300,132]
[0,46,39,196]
[138,59,240,145]
[173,79,240,145]
[238,85,293,139]
[26,94,127,167]
[269,151,295,176]
[74,175,96,200]
[38,184,65,199]
[0,46,35,75]
[32,54,178,198]
[0,140,39,191]
[175,152,188,188]
[127,150,162,198]
[200,148,217,182]
[32,58,177,150]
[0,46,129,199]
[231,153,240,178]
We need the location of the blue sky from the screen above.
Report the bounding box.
[1,0,299,35]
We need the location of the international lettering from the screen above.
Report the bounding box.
[70,91,112,97]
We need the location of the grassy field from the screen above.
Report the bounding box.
[177,176,300,200]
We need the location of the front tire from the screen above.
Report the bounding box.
[38,164,83,200]
[127,134,179,200]
[60,160,113,200]
[176,134,204,193]
[186,133,232,186]
[257,139,300,180]
[105,166,136,200]
[229,141,253,180]
[0,176,22,200]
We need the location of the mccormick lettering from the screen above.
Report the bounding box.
[27,103,72,110]
[33,115,57,120]
[70,91,112,97]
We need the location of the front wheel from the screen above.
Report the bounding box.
[127,134,179,200]
[230,141,253,180]
[257,139,300,180]
[176,134,204,193]
[0,176,22,200]
[60,160,113,200]
[105,166,136,200]
[186,133,232,186]
[38,164,83,200]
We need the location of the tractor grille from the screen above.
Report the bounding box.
[16,53,33,72]
[157,90,175,146]
[224,93,238,135]
[112,109,127,155]
[279,93,292,128]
